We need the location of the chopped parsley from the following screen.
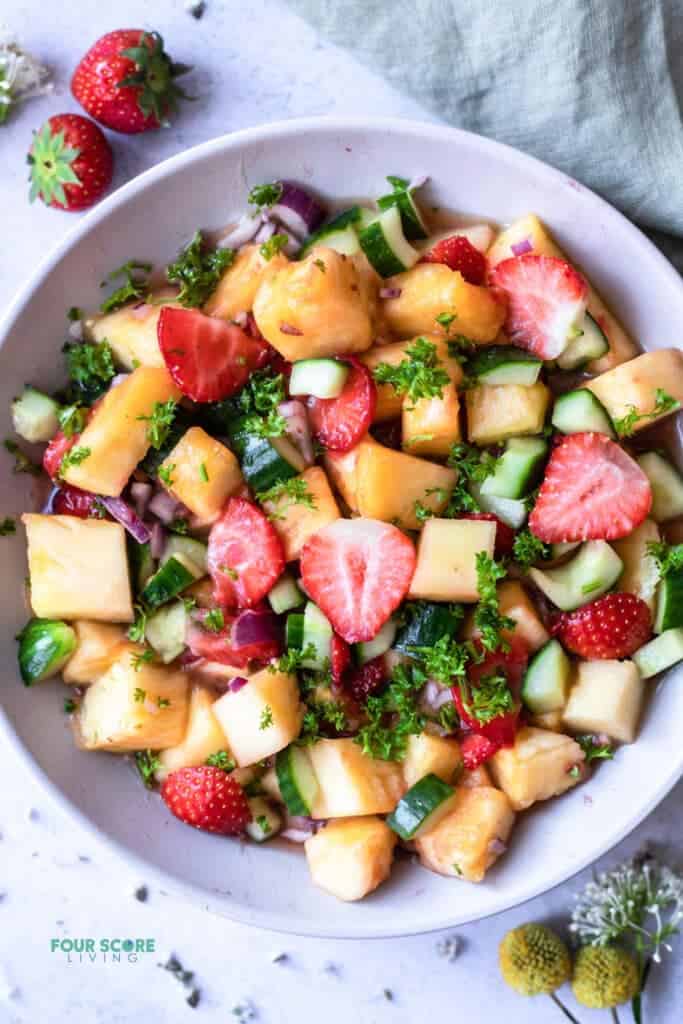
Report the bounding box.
[458,670,514,725]
[131,648,155,671]
[100,260,152,313]
[354,662,426,761]
[512,529,551,570]
[259,705,274,730]
[299,698,348,745]
[0,517,16,536]
[135,749,161,788]
[257,477,316,519]
[373,337,450,406]
[127,605,148,643]
[166,230,235,307]
[444,442,498,516]
[57,403,88,438]
[67,306,83,322]
[437,701,459,732]
[133,687,146,703]
[204,608,225,632]
[313,258,326,273]
[58,445,91,477]
[435,311,457,330]
[414,499,435,524]
[170,517,189,535]
[613,389,680,437]
[248,182,283,208]
[271,643,317,674]
[158,463,176,488]
[64,339,115,396]
[182,596,198,612]
[157,696,171,709]
[411,633,469,686]
[137,399,178,449]
[576,735,614,763]
[473,552,514,652]
[236,368,287,438]
[647,540,683,578]
[205,750,236,771]
[3,439,40,476]
[260,233,288,261]
[198,461,209,483]
[63,697,78,713]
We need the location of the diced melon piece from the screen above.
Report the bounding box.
[23,515,133,622]
[261,466,340,561]
[462,580,550,652]
[323,435,377,512]
[308,738,405,818]
[155,685,229,782]
[159,426,243,526]
[211,667,302,766]
[381,264,505,343]
[75,646,189,751]
[61,367,181,496]
[528,710,565,732]
[360,339,416,421]
[355,442,457,530]
[563,660,644,743]
[189,659,250,688]
[260,767,283,803]
[466,382,550,445]
[415,786,515,882]
[305,816,396,902]
[488,726,585,811]
[399,335,464,457]
[204,244,288,319]
[613,518,661,613]
[409,518,496,602]
[62,621,128,684]
[87,290,179,370]
[585,350,683,433]
[403,733,462,788]
[461,764,492,788]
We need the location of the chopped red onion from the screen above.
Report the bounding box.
[278,400,314,465]
[100,496,150,544]
[110,373,130,389]
[279,322,303,336]
[232,608,282,651]
[149,520,166,559]
[269,181,326,240]
[408,174,429,192]
[67,319,84,341]
[218,213,261,249]
[421,680,454,712]
[228,676,249,693]
[511,238,533,256]
[41,485,61,514]
[488,838,507,856]
[280,827,313,844]
[379,287,402,299]
[130,481,153,520]
[148,489,182,524]
[254,220,276,244]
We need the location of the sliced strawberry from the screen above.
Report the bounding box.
[460,512,515,558]
[461,733,500,770]
[551,593,652,659]
[186,606,282,668]
[300,518,416,643]
[344,655,388,704]
[529,432,652,543]
[208,498,285,610]
[158,307,270,402]
[330,633,351,685]
[453,639,528,747]
[43,430,77,479]
[161,766,251,836]
[307,358,376,452]
[422,234,487,285]
[490,254,588,360]
[52,485,101,518]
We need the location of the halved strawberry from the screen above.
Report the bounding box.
[490,254,588,360]
[460,512,515,558]
[208,498,285,609]
[158,307,269,402]
[330,633,351,685]
[460,733,500,770]
[186,606,282,668]
[52,485,102,518]
[161,766,251,835]
[300,518,416,643]
[529,432,652,543]
[551,593,652,660]
[453,639,528,748]
[307,358,376,452]
[422,234,487,285]
[344,655,388,704]
[43,430,77,479]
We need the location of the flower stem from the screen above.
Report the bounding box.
[631,950,652,1024]
[549,992,583,1024]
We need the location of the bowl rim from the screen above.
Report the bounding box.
[2,115,682,939]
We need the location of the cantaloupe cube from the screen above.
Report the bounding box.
[305,816,396,902]
[409,518,496,602]
[461,764,492,788]
[488,726,584,810]
[466,382,550,445]
[159,426,243,526]
[155,685,229,781]
[463,580,549,652]
[613,518,661,613]
[355,442,457,530]
[308,738,405,818]
[203,244,288,319]
[211,667,302,766]
[563,660,644,743]
[62,621,129,684]
[75,646,189,752]
[323,435,377,512]
[381,264,505,343]
[260,766,283,803]
[403,733,462,788]
[61,367,181,496]
[415,786,515,882]
[261,466,340,560]
[360,339,415,421]
[528,710,565,732]
[23,515,133,622]
[87,290,179,370]
[584,350,683,433]
[398,336,464,457]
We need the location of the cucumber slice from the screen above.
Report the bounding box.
[245,796,282,842]
[301,601,333,669]
[268,574,304,615]
[467,346,542,387]
[289,358,350,399]
[356,617,397,665]
[230,421,304,492]
[654,570,683,633]
[17,618,77,685]
[551,389,615,438]
[529,541,623,611]
[480,437,548,500]
[633,628,683,678]
[139,406,194,477]
[11,387,60,443]
[386,773,458,840]
[377,182,428,241]
[359,206,419,277]
[145,601,187,663]
[141,554,202,610]
[395,602,463,654]
[521,639,571,713]
[276,745,319,816]
[285,612,305,650]
[469,482,528,529]
[129,539,156,594]
[299,206,368,257]
[161,535,208,575]
[637,453,683,522]
[551,541,581,561]
[557,313,609,370]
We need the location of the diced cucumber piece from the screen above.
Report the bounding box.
[145,601,188,663]
[230,421,305,493]
[654,570,683,633]
[469,482,528,529]
[268,574,304,615]
[551,389,615,438]
[276,745,319,815]
[301,601,333,669]
[356,617,397,665]
[285,612,305,650]
[551,541,581,561]
[161,535,208,576]
[386,773,457,840]
[299,206,368,257]
[11,387,60,443]
[17,618,77,685]
[637,452,683,522]
[359,206,419,277]
[557,313,609,370]
[529,541,623,611]
[245,796,282,842]
[129,539,156,594]
[377,181,428,241]
[141,554,202,610]
[633,628,683,678]
[480,437,548,500]
[521,639,572,713]
[395,602,463,654]
[467,346,542,387]
[289,358,350,399]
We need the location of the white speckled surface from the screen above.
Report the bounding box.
[0,1,681,1020]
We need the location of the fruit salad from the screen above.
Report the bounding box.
[9,176,683,903]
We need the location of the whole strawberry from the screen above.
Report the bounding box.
[161,766,251,835]
[552,593,652,660]
[28,114,113,211]
[71,30,191,134]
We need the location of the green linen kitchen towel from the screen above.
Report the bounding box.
[287,0,683,270]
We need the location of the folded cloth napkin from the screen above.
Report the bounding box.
[287,0,683,270]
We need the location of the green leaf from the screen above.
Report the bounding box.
[166,230,234,308]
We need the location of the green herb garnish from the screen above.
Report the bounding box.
[100,260,152,313]
[135,749,161,788]
[166,230,235,307]
[576,735,614,763]
[260,233,288,261]
[354,662,426,761]
[137,399,178,449]
[58,445,91,477]
[373,337,450,406]
[512,529,550,570]
[473,551,514,652]
[0,517,16,536]
[64,339,115,395]
[206,750,236,771]
[613,389,680,437]
[3,439,40,476]
[248,182,283,208]
[259,705,274,730]
[158,463,176,488]
[57,403,88,438]
[257,477,316,519]
[204,608,225,632]
[647,540,683,578]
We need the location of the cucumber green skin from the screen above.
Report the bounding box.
[395,603,462,654]
[145,602,187,664]
[301,602,333,669]
[139,407,194,476]
[481,438,548,500]
[655,570,683,633]
[633,628,683,678]
[289,359,349,399]
[468,346,542,387]
[17,618,76,685]
[551,390,615,438]
[386,773,455,840]
[557,313,609,369]
[359,220,406,277]
[529,541,623,612]
[377,189,428,241]
[141,556,196,610]
[128,539,156,594]
[299,207,364,256]
[230,421,300,492]
[637,452,683,522]
[275,746,319,816]
[521,638,571,714]
[268,576,304,615]
[285,613,305,649]
[162,536,208,575]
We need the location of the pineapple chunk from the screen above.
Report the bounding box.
[463,580,549,652]
[155,685,229,782]
[261,466,340,561]
[305,816,396,902]
[62,621,128,684]
[461,764,492,788]
[409,518,496,602]
[61,367,181,496]
[87,290,178,370]
[381,263,505,343]
[323,435,378,512]
[563,660,644,743]
[403,733,462,788]
[23,515,133,622]
[584,350,683,434]
[401,335,464,457]
[415,786,515,882]
[613,518,661,613]
[486,214,638,372]
[466,382,550,445]
[204,244,288,319]
[308,738,405,818]
[159,426,243,526]
[489,726,585,810]
[360,339,416,421]
[75,646,189,751]
[211,667,302,766]
[355,442,457,530]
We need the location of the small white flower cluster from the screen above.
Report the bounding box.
[0,27,52,123]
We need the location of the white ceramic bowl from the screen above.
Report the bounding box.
[2,117,682,938]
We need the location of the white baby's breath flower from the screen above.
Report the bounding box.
[0,28,52,123]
